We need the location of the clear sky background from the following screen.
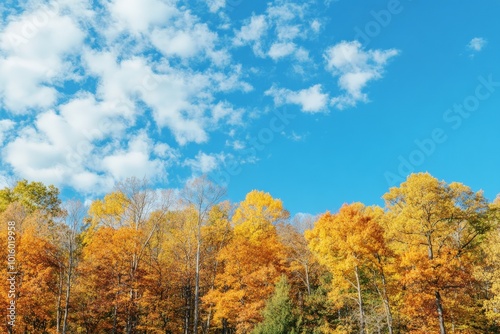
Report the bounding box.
[0,0,499,216]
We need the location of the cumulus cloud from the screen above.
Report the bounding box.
[266,84,329,113]
[0,6,85,112]
[324,40,399,109]
[3,112,167,194]
[0,0,399,197]
[151,23,217,59]
[82,49,246,145]
[268,42,296,60]
[106,0,177,36]
[234,14,268,56]
[101,132,166,181]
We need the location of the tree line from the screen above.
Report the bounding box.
[0,173,499,333]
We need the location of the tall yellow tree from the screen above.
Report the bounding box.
[306,203,393,334]
[480,196,500,328]
[83,178,173,333]
[204,190,289,333]
[383,173,490,333]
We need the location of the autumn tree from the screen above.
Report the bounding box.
[383,173,491,333]
[277,215,321,297]
[60,200,85,334]
[182,175,226,334]
[204,190,289,333]
[80,178,173,333]
[0,179,61,218]
[200,201,233,333]
[306,203,393,334]
[479,196,500,329]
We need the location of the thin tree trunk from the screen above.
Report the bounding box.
[376,254,393,334]
[184,285,191,334]
[380,272,393,334]
[193,233,201,334]
[56,266,63,333]
[113,276,120,334]
[428,238,446,334]
[112,303,118,334]
[354,266,366,334]
[205,307,213,334]
[435,290,446,334]
[62,247,73,334]
[304,263,311,296]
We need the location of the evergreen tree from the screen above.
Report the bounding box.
[252,275,298,334]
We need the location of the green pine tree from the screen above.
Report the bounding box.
[252,275,298,334]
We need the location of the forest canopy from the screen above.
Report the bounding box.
[0,172,499,334]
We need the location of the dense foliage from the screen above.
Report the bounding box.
[0,173,499,333]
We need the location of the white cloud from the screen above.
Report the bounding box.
[151,14,221,61]
[3,108,100,191]
[83,48,248,145]
[101,132,165,181]
[206,0,226,13]
[185,151,226,174]
[58,94,132,140]
[234,15,268,44]
[0,0,336,196]
[268,42,296,60]
[211,101,244,125]
[233,14,268,56]
[83,50,205,144]
[2,97,156,194]
[324,40,399,109]
[233,2,315,62]
[4,127,73,187]
[467,37,487,52]
[106,0,176,35]
[0,7,85,112]
[266,84,329,113]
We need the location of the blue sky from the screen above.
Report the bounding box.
[0,0,499,216]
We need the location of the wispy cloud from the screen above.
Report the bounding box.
[467,37,487,52]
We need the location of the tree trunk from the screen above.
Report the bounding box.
[193,235,201,334]
[376,255,393,334]
[62,247,73,334]
[56,266,63,333]
[204,307,212,334]
[113,276,120,334]
[112,303,118,334]
[304,263,311,296]
[435,290,446,334]
[428,237,446,334]
[354,266,366,334]
[184,285,191,334]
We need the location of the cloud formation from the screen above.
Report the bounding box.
[467,37,487,52]
[0,0,400,196]
[324,40,399,109]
